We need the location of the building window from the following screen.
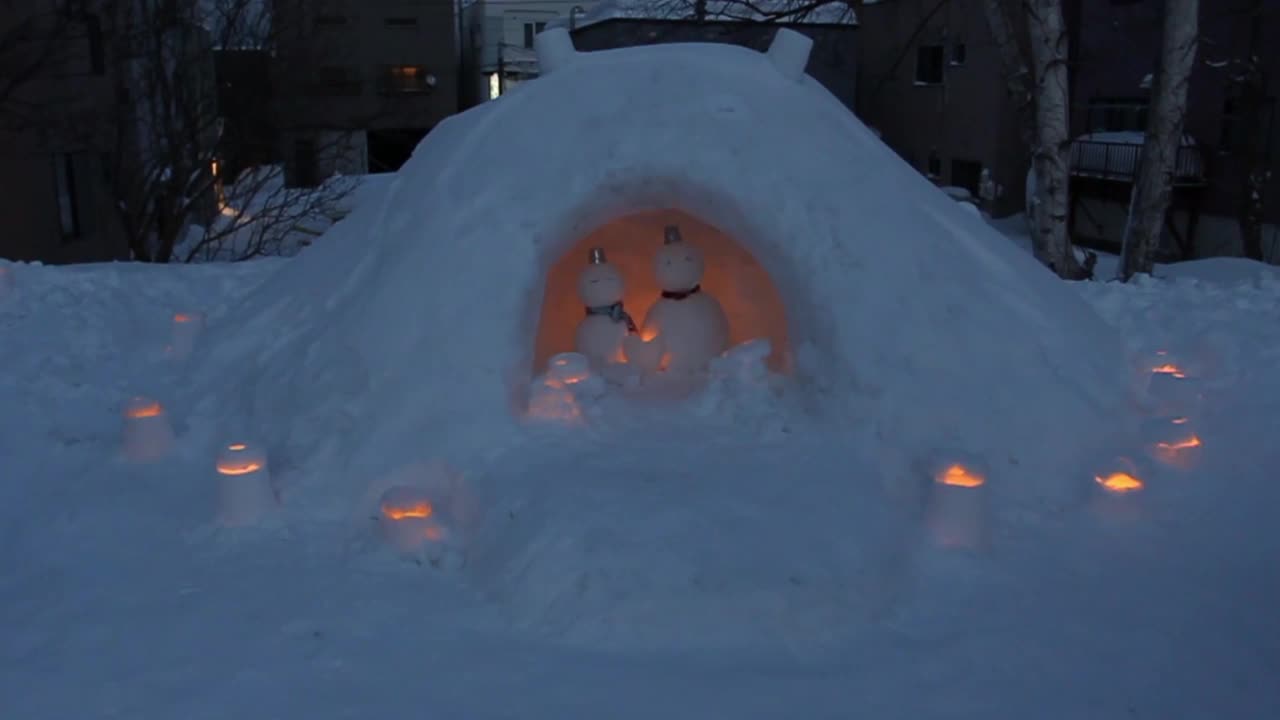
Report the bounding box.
[294,138,319,188]
[927,149,942,178]
[951,159,983,196]
[314,65,362,96]
[523,21,547,49]
[1087,98,1148,133]
[950,42,966,66]
[53,154,81,241]
[915,45,944,85]
[378,64,437,94]
[385,17,418,28]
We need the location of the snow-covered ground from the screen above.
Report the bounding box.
[3,219,1278,716]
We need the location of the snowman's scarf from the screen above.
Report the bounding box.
[661,284,701,301]
[585,302,638,333]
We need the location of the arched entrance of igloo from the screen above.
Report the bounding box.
[531,208,791,376]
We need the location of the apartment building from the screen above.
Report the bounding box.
[1,1,127,262]
[272,0,461,185]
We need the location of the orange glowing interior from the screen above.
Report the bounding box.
[1151,363,1187,378]
[217,461,262,476]
[173,313,193,323]
[228,443,247,451]
[382,501,434,521]
[1171,417,1189,424]
[1095,472,1144,493]
[532,208,791,374]
[126,401,163,419]
[424,526,444,541]
[1156,435,1202,451]
[937,464,985,488]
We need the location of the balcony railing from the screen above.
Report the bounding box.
[1069,137,1206,185]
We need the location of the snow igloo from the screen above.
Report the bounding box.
[195,28,1127,501]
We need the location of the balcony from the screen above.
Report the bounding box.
[1069,132,1206,186]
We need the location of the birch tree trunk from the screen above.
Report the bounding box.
[1118,0,1199,280]
[1025,0,1087,279]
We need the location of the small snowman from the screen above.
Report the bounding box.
[574,247,638,370]
[640,225,729,374]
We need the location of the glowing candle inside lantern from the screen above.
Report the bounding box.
[622,327,667,374]
[1088,454,1149,525]
[121,396,175,462]
[1095,471,1144,494]
[379,485,448,554]
[926,461,988,550]
[215,442,274,526]
[937,464,985,488]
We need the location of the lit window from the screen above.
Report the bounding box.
[53,153,81,240]
[379,65,437,94]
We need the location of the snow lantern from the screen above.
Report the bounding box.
[378,485,448,555]
[1089,455,1148,524]
[168,311,205,361]
[526,375,583,423]
[526,353,602,422]
[547,351,591,386]
[1142,416,1204,470]
[924,459,989,550]
[1142,360,1202,416]
[121,396,175,462]
[215,442,275,526]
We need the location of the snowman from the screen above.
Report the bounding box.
[574,247,637,369]
[640,225,729,374]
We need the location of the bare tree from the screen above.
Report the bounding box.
[980,0,1092,280]
[0,4,86,132]
[1117,0,1199,280]
[90,0,363,263]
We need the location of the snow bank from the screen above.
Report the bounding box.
[187,38,1128,519]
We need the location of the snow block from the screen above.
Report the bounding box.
[534,27,577,75]
[766,28,813,83]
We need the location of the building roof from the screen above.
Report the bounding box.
[557,0,858,31]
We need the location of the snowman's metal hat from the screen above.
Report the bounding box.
[587,247,607,264]
[663,225,684,245]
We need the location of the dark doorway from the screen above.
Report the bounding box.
[950,158,983,196]
[294,138,319,188]
[368,127,431,173]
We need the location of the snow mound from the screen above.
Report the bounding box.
[187,38,1128,518]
